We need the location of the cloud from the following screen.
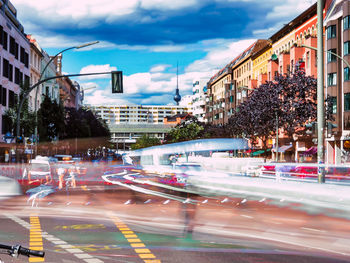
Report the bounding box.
[79,64,117,80]
[80,38,259,105]
[150,64,171,73]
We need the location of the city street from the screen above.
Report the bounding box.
[1,185,350,263]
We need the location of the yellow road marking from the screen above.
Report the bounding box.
[127,239,141,243]
[29,258,45,262]
[111,217,161,262]
[29,215,44,262]
[139,254,156,259]
[131,243,146,248]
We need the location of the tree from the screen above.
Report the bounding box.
[131,135,161,150]
[37,95,65,142]
[3,81,35,137]
[165,115,204,143]
[227,71,318,155]
[64,107,110,139]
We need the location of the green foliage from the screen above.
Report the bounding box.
[37,95,65,142]
[165,116,204,143]
[3,81,35,136]
[64,107,110,139]
[131,134,161,150]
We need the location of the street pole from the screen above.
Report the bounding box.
[317,0,325,183]
[275,112,279,162]
[16,71,114,142]
[33,41,99,156]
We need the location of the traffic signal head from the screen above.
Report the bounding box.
[111,71,123,93]
[305,122,317,136]
[327,122,338,137]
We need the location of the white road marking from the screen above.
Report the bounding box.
[240,214,253,219]
[301,227,326,233]
[5,214,105,262]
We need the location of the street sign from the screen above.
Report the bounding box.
[111,71,123,93]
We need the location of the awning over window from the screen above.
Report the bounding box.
[251,149,271,156]
[272,144,293,153]
[301,146,317,156]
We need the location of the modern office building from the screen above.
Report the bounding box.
[191,79,207,123]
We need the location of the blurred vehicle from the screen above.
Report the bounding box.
[294,166,317,178]
[0,175,21,200]
[325,166,350,180]
[22,156,52,186]
[241,164,262,177]
[54,154,73,164]
[260,164,276,176]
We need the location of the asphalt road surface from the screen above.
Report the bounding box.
[1,185,350,263]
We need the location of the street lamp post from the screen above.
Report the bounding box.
[33,41,99,155]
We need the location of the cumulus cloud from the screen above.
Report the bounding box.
[79,64,117,80]
[150,64,171,73]
[81,38,259,105]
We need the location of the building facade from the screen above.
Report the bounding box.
[86,104,190,150]
[191,79,207,123]
[27,35,42,112]
[0,0,30,140]
[324,0,350,164]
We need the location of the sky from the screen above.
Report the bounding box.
[11,0,316,106]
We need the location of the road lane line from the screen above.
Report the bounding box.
[111,216,161,262]
[5,214,104,263]
[29,215,45,262]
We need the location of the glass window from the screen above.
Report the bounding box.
[344,15,350,30]
[345,41,350,56]
[327,25,336,39]
[345,67,350,81]
[331,96,337,114]
[345,93,350,111]
[327,72,337,86]
[327,49,337,62]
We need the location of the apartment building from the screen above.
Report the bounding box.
[191,79,207,123]
[86,104,191,149]
[27,35,42,112]
[0,0,30,140]
[324,0,350,164]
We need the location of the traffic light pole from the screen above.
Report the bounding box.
[316,0,325,183]
[16,71,118,142]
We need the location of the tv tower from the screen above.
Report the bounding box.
[173,62,181,105]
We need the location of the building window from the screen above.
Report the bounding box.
[3,58,9,78]
[345,67,350,81]
[2,31,7,50]
[327,72,337,86]
[330,96,337,114]
[15,67,20,85]
[327,49,337,62]
[9,36,16,56]
[9,90,15,108]
[345,93,350,111]
[326,25,336,39]
[20,47,25,64]
[344,15,350,30]
[345,42,350,56]
[306,52,310,68]
[8,64,13,82]
[2,87,6,107]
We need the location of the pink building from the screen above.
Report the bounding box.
[0,0,30,142]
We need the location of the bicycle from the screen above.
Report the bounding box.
[0,244,44,263]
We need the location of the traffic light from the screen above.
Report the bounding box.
[327,121,337,137]
[16,136,23,144]
[305,122,317,136]
[111,71,123,93]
